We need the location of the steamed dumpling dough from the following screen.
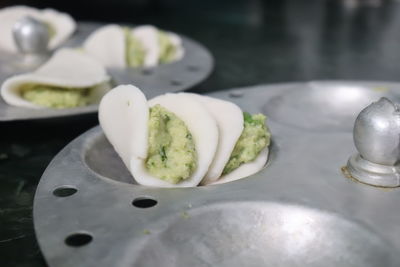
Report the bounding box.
[1,48,111,108]
[99,86,219,187]
[83,24,184,68]
[99,85,149,167]
[182,93,244,184]
[131,93,219,187]
[187,94,270,185]
[83,24,126,68]
[99,86,270,187]
[0,5,76,53]
[211,112,270,184]
[131,25,159,68]
[212,147,269,185]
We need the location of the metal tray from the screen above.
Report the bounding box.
[34,81,400,267]
[0,22,213,121]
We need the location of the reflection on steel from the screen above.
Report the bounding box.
[34,82,400,267]
[347,97,400,187]
[13,16,49,54]
[12,16,50,67]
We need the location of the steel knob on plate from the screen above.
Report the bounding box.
[12,16,50,66]
[347,97,400,187]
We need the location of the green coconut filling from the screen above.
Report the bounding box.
[123,27,177,67]
[222,112,270,175]
[158,31,177,64]
[145,104,197,184]
[124,28,146,68]
[20,84,93,108]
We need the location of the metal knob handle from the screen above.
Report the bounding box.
[347,97,400,187]
[13,16,49,55]
[354,97,400,165]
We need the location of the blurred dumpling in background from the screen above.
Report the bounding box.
[0,5,76,53]
[83,24,184,68]
[1,48,111,109]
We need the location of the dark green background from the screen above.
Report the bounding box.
[2,0,400,266]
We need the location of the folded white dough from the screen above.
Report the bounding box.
[83,24,184,68]
[99,87,219,187]
[99,85,149,168]
[99,86,270,187]
[131,93,219,187]
[211,147,269,185]
[184,93,269,185]
[1,48,111,108]
[131,25,160,68]
[83,24,126,68]
[182,93,244,184]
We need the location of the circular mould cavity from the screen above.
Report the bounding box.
[131,202,399,267]
[141,69,153,75]
[229,90,244,98]
[85,134,136,184]
[65,232,93,247]
[187,65,200,72]
[263,83,399,131]
[132,197,158,208]
[170,80,183,86]
[53,186,78,197]
[85,133,274,187]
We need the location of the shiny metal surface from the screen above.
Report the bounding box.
[34,81,400,267]
[347,97,400,187]
[5,16,51,74]
[13,16,49,55]
[354,97,400,165]
[347,154,400,187]
[0,22,213,121]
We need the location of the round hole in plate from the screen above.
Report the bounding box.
[131,202,400,267]
[65,232,93,247]
[187,65,200,72]
[229,90,244,98]
[53,186,77,197]
[141,69,153,75]
[170,80,182,86]
[132,197,158,208]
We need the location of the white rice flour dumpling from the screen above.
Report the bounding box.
[1,48,111,109]
[99,85,219,187]
[99,85,271,187]
[83,24,184,68]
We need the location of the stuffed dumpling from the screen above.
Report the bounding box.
[1,48,111,108]
[99,85,218,187]
[83,24,184,68]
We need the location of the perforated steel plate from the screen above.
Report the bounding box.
[34,81,400,267]
[0,22,213,121]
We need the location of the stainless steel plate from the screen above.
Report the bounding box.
[0,22,213,121]
[34,81,400,267]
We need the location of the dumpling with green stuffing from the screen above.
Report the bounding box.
[1,48,111,109]
[99,85,271,187]
[99,85,219,187]
[83,24,184,68]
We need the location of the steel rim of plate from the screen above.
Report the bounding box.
[34,81,400,267]
[0,22,214,121]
